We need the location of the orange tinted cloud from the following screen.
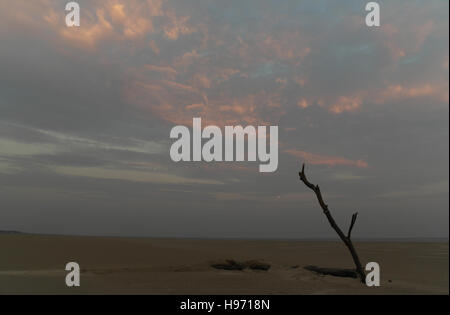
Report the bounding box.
[163,12,196,40]
[304,81,448,115]
[59,9,114,48]
[297,99,308,109]
[6,0,445,121]
[329,96,362,114]
[285,149,368,168]
[144,64,177,79]
[38,0,196,48]
[377,83,449,103]
[125,70,284,126]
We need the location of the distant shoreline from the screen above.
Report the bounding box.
[0,231,26,235]
[0,231,447,243]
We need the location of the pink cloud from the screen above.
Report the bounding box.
[4,0,446,123]
[329,96,362,114]
[285,149,369,168]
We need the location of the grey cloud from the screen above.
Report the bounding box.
[0,0,447,238]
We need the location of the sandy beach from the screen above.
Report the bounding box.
[0,234,447,294]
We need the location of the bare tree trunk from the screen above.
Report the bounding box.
[299,164,366,283]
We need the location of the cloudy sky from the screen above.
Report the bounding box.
[0,0,448,239]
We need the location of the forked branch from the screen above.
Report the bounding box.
[299,163,366,283]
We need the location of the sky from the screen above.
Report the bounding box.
[0,0,448,239]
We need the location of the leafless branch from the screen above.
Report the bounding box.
[299,163,366,283]
[347,212,358,239]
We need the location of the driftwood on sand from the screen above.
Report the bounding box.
[304,265,358,278]
[299,163,366,283]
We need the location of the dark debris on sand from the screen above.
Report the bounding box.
[211,259,271,271]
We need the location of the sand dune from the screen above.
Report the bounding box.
[0,235,447,294]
